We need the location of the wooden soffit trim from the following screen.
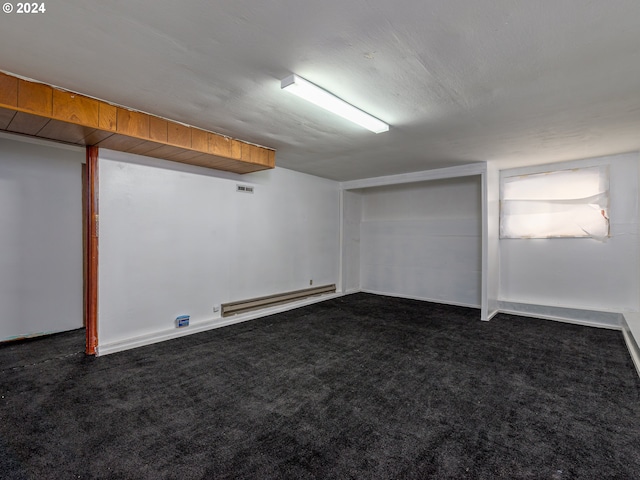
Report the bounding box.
[0,72,275,174]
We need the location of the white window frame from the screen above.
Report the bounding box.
[500,165,610,239]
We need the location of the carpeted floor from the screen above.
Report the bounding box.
[1,293,639,479]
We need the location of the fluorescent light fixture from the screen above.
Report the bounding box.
[281,74,389,134]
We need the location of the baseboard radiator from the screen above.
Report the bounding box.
[221,284,336,317]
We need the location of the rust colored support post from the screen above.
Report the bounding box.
[85,146,99,355]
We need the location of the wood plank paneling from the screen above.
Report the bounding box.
[164,149,207,162]
[83,130,114,145]
[144,144,186,160]
[192,154,260,173]
[97,133,147,151]
[7,112,49,135]
[240,143,253,163]
[126,140,164,156]
[18,80,52,116]
[167,121,191,148]
[0,73,18,107]
[242,143,272,166]
[0,71,275,175]
[191,128,208,151]
[230,140,242,159]
[0,108,16,130]
[257,148,271,166]
[169,153,211,169]
[208,133,232,157]
[117,108,149,138]
[239,164,267,173]
[231,162,264,174]
[52,90,99,127]
[149,116,167,142]
[99,103,117,131]
[38,119,98,144]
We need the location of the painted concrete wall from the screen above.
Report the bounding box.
[98,150,340,347]
[359,176,482,307]
[341,190,362,293]
[482,165,500,319]
[499,152,640,313]
[0,135,84,341]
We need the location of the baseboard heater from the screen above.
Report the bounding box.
[221,284,336,317]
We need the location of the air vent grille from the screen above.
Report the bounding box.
[237,184,254,193]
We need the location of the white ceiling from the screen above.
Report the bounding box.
[1,1,639,181]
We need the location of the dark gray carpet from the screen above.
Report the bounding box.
[1,293,640,479]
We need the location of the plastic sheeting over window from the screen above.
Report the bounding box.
[500,166,609,239]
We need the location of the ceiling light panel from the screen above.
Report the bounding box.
[281,74,389,134]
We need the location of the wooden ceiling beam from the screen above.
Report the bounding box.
[0,72,275,174]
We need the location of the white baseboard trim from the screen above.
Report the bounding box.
[343,288,361,294]
[96,290,640,381]
[482,309,500,322]
[97,292,345,356]
[1,326,83,344]
[621,313,640,379]
[498,301,623,330]
[360,289,481,310]
[491,301,640,378]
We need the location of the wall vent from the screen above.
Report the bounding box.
[237,184,254,193]
[221,284,336,317]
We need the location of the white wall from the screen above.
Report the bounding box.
[0,135,84,341]
[482,164,500,320]
[358,176,482,307]
[499,152,640,313]
[98,150,340,348]
[341,190,362,293]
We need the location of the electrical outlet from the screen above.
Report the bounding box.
[309,279,313,285]
[176,315,190,328]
